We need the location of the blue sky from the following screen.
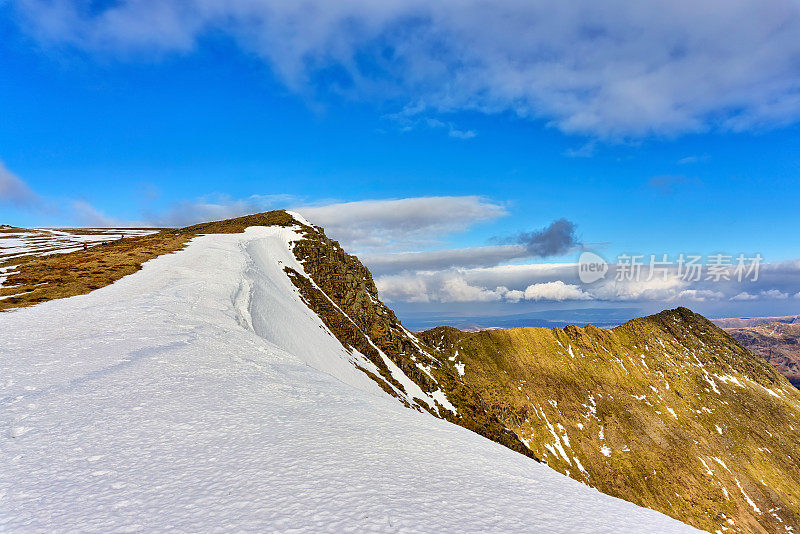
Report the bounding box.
[1,1,799,324]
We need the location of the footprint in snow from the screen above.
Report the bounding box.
[9,426,32,438]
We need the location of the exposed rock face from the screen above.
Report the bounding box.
[285,217,535,459]
[727,322,800,388]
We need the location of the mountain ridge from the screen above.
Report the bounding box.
[4,222,694,532]
[3,210,800,532]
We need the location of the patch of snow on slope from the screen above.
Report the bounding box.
[699,457,714,476]
[0,227,697,533]
[715,374,745,388]
[284,210,313,227]
[735,478,762,514]
[244,227,449,413]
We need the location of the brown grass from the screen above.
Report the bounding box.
[0,210,298,312]
[0,231,191,311]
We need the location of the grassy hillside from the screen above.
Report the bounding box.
[419,310,800,533]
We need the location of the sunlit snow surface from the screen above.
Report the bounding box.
[0,227,157,263]
[0,227,697,532]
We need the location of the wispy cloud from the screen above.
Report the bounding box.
[363,246,526,275]
[361,218,581,274]
[383,104,477,139]
[70,200,125,227]
[563,141,597,159]
[647,175,694,196]
[15,0,800,139]
[677,155,709,165]
[422,118,477,139]
[0,159,148,226]
[296,196,507,252]
[144,194,300,227]
[0,160,43,210]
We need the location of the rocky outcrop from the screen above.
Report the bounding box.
[285,217,535,459]
[727,322,800,387]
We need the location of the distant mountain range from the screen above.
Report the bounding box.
[707,315,800,388]
[711,315,799,329]
[724,322,800,388]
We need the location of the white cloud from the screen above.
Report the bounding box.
[145,194,299,227]
[374,258,800,305]
[296,196,507,251]
[730,289,790,300]
[761,289,790,299]
[376,270,512,303]
[15,0,800,138]
[504,289,524,303]
[363,245,527,275]
[375,274,433,304]
[677,289,725,302]
[0,160,42,209]
[589,276,688,302]
[523,281,592,302]
[375,256,800,304]
[439,277,508,303]
[140,195,507,251]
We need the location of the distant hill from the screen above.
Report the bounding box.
[711,315,799,329]
[726,322,800,388]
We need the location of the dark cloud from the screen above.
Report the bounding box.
[509,219,580,257]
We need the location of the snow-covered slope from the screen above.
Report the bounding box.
[0,227,157,263]
[0,225,696,532]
